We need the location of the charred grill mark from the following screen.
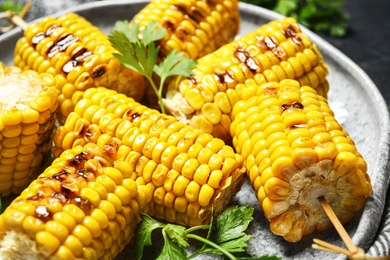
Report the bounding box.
[91,65,106,78]
[281,101,304,111]
[47,33,79,58]
[63,47,93,74]
[30,23,95,74]
[35,205,51,220]
[32,32,45,47]
[124,110,141,122]
[52,170,70,181]
[257,36,287,60]
[234,48,261,73]
[172,4,206,24]
[189,76,197,84]
[214,70,234,84]
[67,151,92,168]
[289,123,308,129]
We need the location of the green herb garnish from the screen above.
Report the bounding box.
[109,21,197,114]
[133,205,280,260]
[0,0,23,13]
[240,0,350,37]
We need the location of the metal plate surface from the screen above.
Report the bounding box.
[0,1,389,259]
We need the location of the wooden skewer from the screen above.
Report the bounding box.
[318,196,359,255]
[314,196,390,260]
[0,1,31,32]
[312,238,352,256]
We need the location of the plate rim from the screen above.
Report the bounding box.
[1,0,389,256]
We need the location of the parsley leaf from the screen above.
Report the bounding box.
[239,0,350,37]
[132,205,278,260]
[109,21,197,114]
[157,229,188,260]
[133,214,165,259]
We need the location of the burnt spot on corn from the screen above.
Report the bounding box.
[52,170,70,181]
[172,4,206,24]
[281,101,304,111]
[103,142,119,158]
[214,70,234,84]
[91,65,107,78]
[257,36,287,60]
[124,109,141,122]
[189,76,197,84]
[67,151,92,168]
[234,48,261,73]
[63,48,93,74]
[50,191,69,204]
[35,205,51,221]
[289,123,308,129]
[30,23,95,74]
[73,196,93,215]
[47,34,79,58]
[283,24,303,46]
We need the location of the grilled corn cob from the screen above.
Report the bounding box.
[230,79,372,242]
[0,143,147,259]
[132,0,240,60]
[53,87,245,227]
[0,62,59,197]
[132,0,240,109]
[164,17,329,141]
[14,12,145,122]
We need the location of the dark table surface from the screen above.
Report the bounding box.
[321,0,390,107]
[1,0,389,257]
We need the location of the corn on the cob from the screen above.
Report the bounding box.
[230,79,372,242]
[0,62,59,197]
[14,12,145,123]
[163,17,329,141]
[132,0,240,60]
[0,143,147,259]
[52,87,245,227]
[132,0,240,109]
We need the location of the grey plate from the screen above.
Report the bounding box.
[0,1,389,259]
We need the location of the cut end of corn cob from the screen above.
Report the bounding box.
[52,87,246,227]
[230,79,372,242]
[0,143,145,259]
[14,12,145,122]
[163,17,329,141]
[0,62,59,196]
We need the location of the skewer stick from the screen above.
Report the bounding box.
[312,238,352,256]
[0,1,31,32]
[318,196,359,255]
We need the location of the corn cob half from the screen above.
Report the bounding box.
[132,0,240,60]
[0,62,59,197]
[163,17,329,141]
[53,87,245,227]
[230,79,372,242]
[14,12,145,123]
[0,142,147,259]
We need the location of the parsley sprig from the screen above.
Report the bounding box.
[240,0,350,37]
[109,21,197,114]
[133,205,280,260]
